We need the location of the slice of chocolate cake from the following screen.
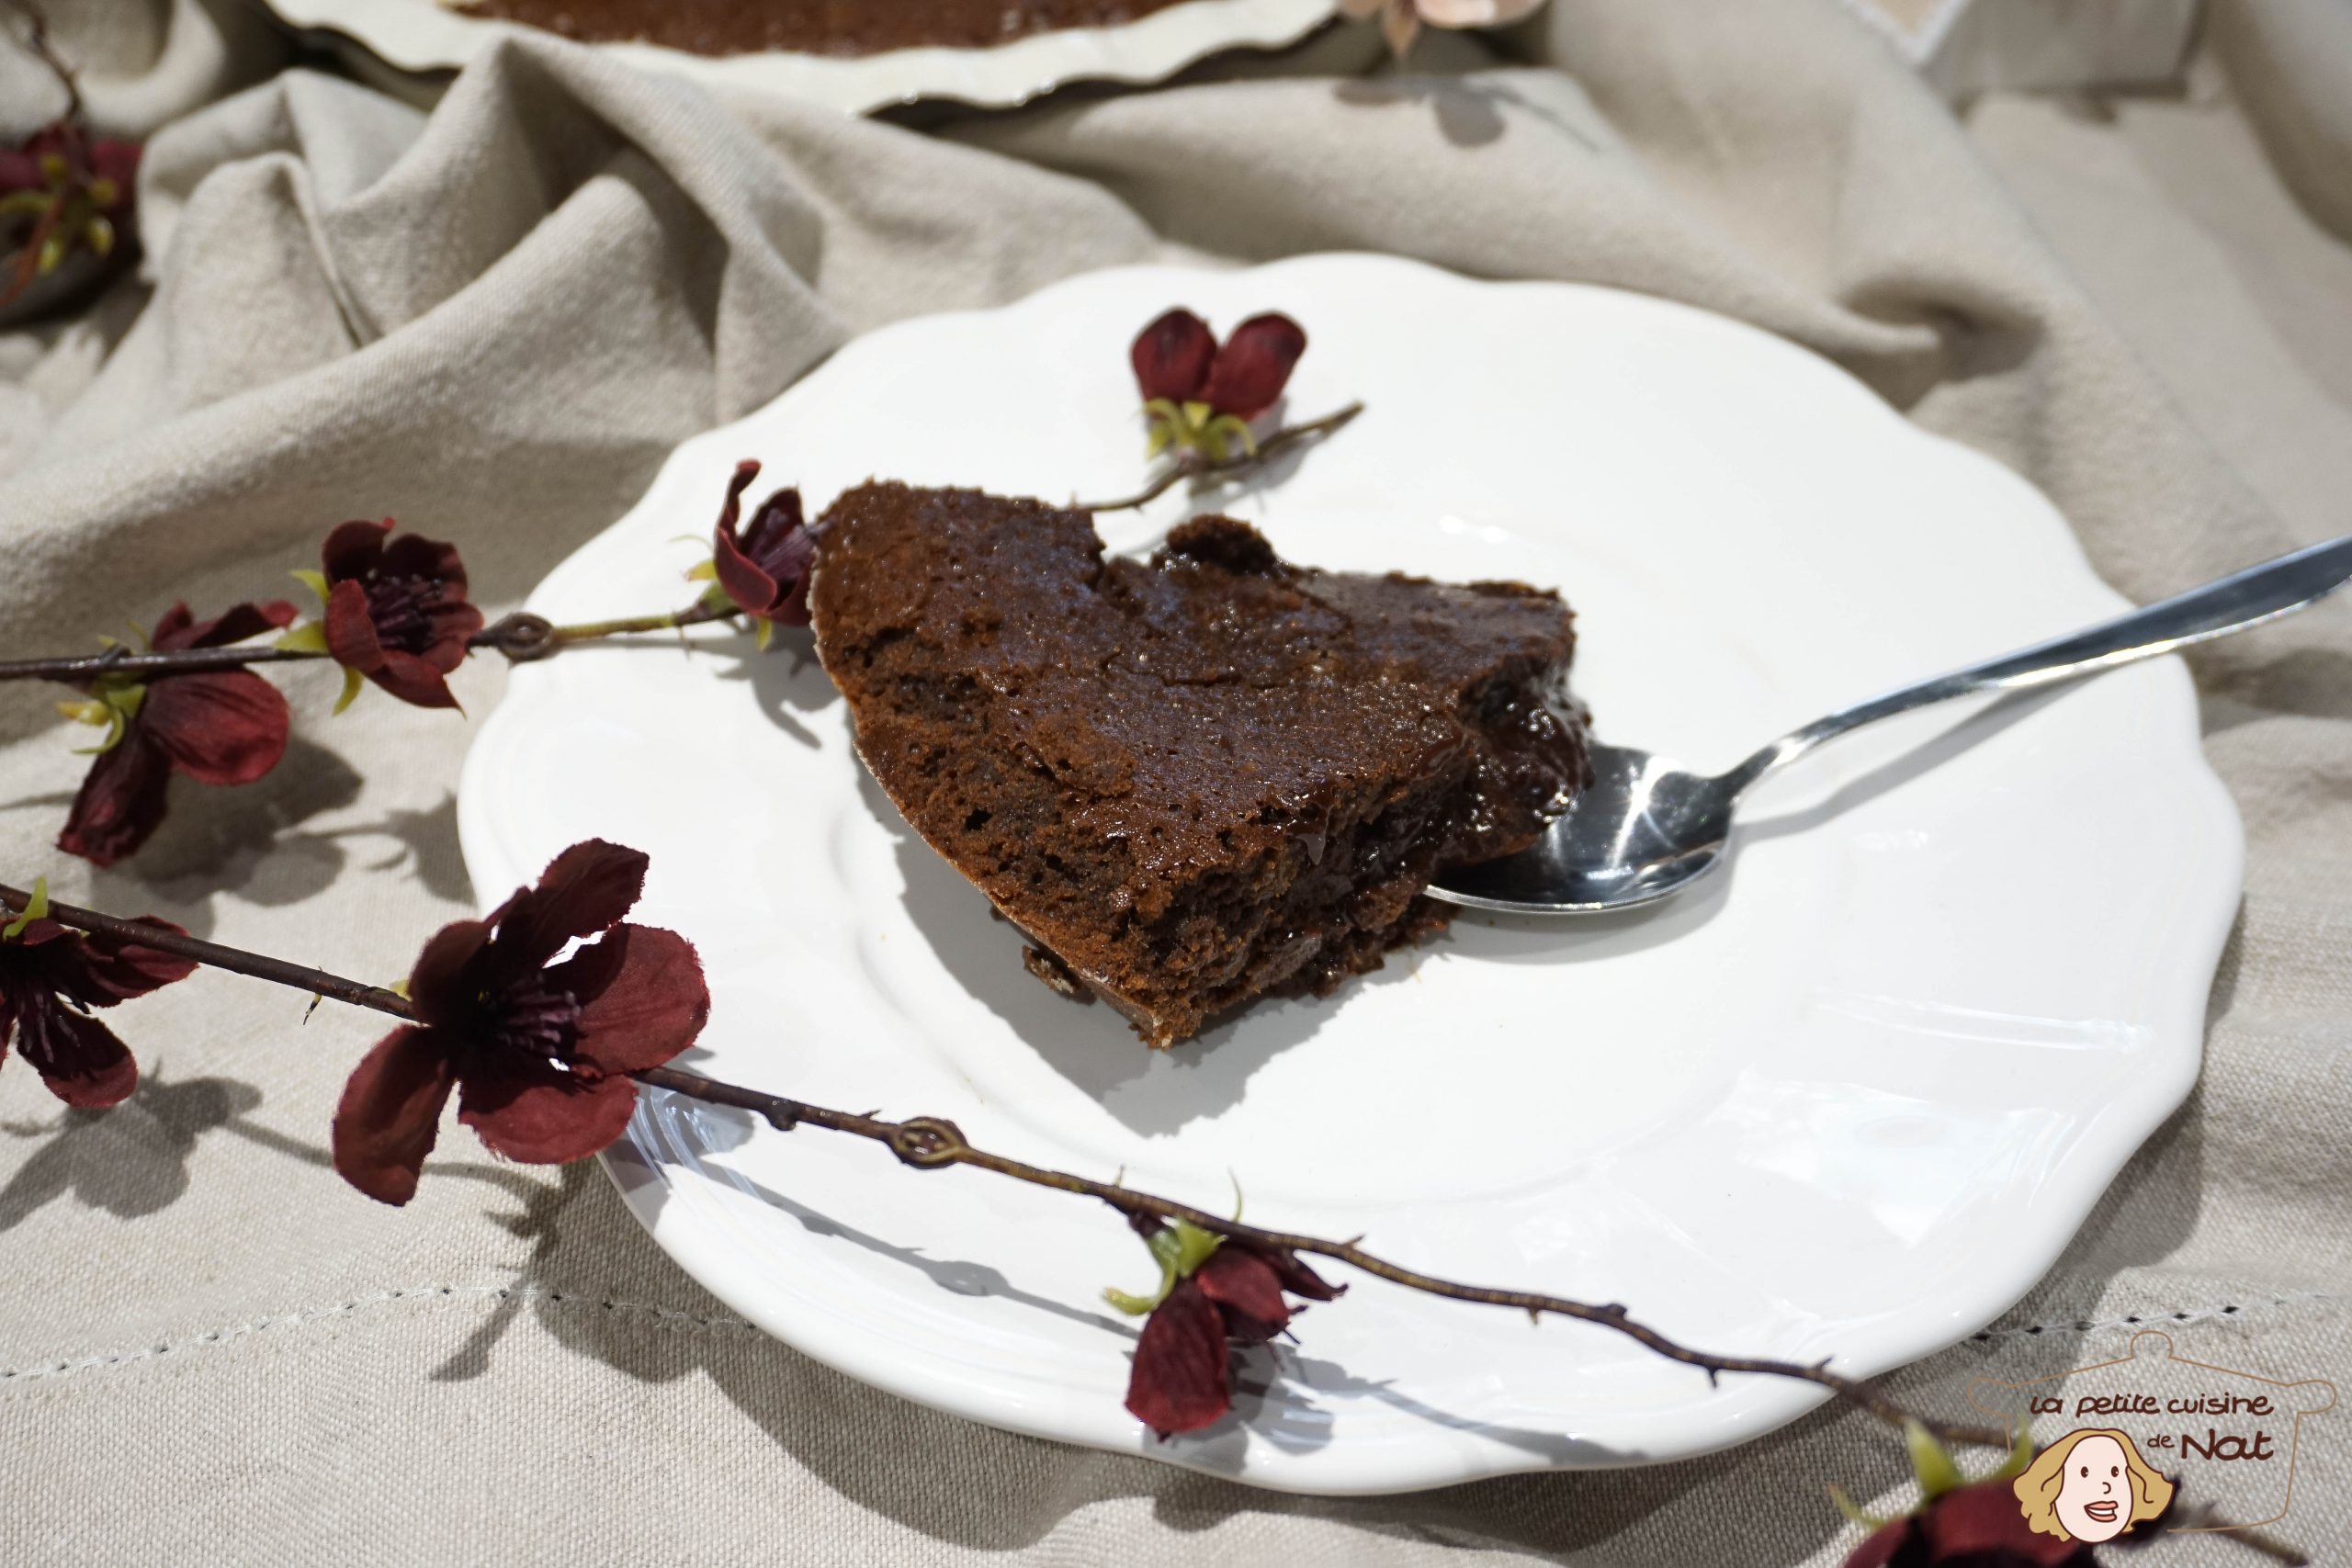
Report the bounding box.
[808,483,1589,1047]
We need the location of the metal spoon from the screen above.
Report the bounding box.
[1428,535,2352,915]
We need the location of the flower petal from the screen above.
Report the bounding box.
[40,917,198,1007]
[1131,309,1216,405]
[772,568,815,628]
[559,924,709,1077]
[1200,314,1306,421]
[6,918,74,949]
[379,532,469,598]
[489,840,649,973]
[713,521,784,619]
[22,123,82,165]
[322,518,392,584]
[367,648,460,710]
[405,918,492,1028]
[89,139,141,203]
[154,599,300,653]
[421,600,486,671]
[1124,1277,1234,1438]
[0,147,40,195]
[740,487,807,559]
[1840,1517,1910,1568]
[11,992,139,1108]
[1914,1478,2095,1565]
[766,524,820,627]
[719,491,820,626]
[714,460,760,541]
[140,669,290,785]
[323,578,387,673]
[1263,1247,1341,1303]
[1193,1246,1295,1345]
[722,488,817,625]
[332,1026,458,1205]
[57,728,173,867]
[456,1056,639,1165]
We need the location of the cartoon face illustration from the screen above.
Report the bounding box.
[2014,1427,2175,1544]
[2054,1434,2132,1540]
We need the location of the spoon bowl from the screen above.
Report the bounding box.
[1430,534,2352,916]
[1437,745,1730,913]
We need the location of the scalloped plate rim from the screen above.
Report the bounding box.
[456,254,2242,1494]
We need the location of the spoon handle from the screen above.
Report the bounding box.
[1732,534,2352,786]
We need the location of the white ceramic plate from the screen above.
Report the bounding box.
[264,0,1336,115]
[457,254,2241,1494]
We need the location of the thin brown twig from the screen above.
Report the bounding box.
[1076,401,1365,513]
[2,880,2010,1452]
[0,599,741,684]
[628,1064,2009,1449]
[4,0,81,125]
[2,645,332,682]
[0,883,414,1017]
[472,598,739,662]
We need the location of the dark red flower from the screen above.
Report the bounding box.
[0,893,196,1108]
[709,460,817,631]
[1131,310,1217,406]
[9,126,141,206]
[2,119,141,308]
[1124,1228,1341,1438]
[1846,1477,2098,1568]
[57,601,298,868]
[331,840,709,1205]
[320,519,484,710]
[1130,309,1307,422]
[86,137,141,200]
[2,124,140,197]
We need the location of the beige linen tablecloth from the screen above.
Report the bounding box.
[3,1,2346,1562]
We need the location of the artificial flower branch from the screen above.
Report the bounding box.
[626,1061,2013,1450]
[0,387,1358,676]
[0,881,409,1015]
[1083,307,1360,514]
[1075,400,1365,514]
[13,475,820,869]
[0,601,736,686]
[19,306,1341,872]
[0,874,2007,1454]
[477,603,739,660]
[2,0,140,310]
[0,643,324,682]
